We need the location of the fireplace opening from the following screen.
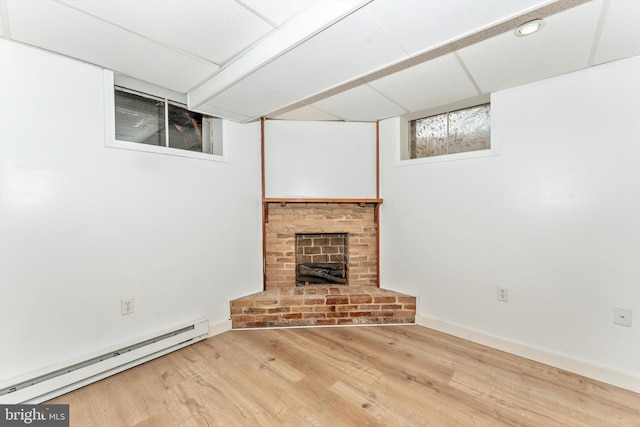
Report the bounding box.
[296,233,348,286]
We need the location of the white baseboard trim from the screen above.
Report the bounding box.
[416,315,640,394]
[208,319,232,337]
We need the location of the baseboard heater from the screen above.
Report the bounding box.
[0,318,209,404]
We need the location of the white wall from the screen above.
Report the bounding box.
[380,55,640,385]
[0,39,263,382]
[264,120,377,198]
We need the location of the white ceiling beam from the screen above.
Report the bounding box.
[188,0,371,110]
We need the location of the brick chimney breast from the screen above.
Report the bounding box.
[264,203,377,289]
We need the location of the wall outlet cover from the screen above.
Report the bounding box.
[614,307,631,327]
[121,298,135,316]
[497,287,509,302]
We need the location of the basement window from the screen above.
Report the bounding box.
[108,85,224,161]
[409,103,491,159]
[104,70,228,163]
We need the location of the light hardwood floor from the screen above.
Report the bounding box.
[49,325,640,426]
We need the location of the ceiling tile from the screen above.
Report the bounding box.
[368,53,479,113]
[457,0,601,94]
[0,0,6,38]
[239,0,312,26]
[593,0,640,65]
[268,105,341,121]
[203,72,296,119]
[7,0,218,93]
[365,0,549,56]
[59,0,274,65]
[240,7,407,106]
[311,85,407,121]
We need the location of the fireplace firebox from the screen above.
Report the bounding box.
[296,233,348,285]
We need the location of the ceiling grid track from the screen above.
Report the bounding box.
[0,0,11,38]
[587,0,611,67]
[266,0,591,120]
[453,52,483,96]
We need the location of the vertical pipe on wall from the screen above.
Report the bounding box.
[261,118,266,199]
[261,117,267,290]
[376,121,381,287]
[376,121,380,200]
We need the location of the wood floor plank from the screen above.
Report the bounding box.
[349,325,634,424]
[48,325,640,426]
[301,327,510,425]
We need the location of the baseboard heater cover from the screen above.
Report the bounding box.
[0,318,209,404]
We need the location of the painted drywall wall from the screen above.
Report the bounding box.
[264,120,377,198]
[0,39,263,382]
[379,54,640,379]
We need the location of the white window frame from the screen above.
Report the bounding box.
[103,70,228,162]
[396,94,499,166]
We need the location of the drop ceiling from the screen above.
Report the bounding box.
[1,0,639,123]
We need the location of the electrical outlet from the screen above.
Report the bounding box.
[497,287,509,302]
[614,307,631,327]
[121,298,134,316]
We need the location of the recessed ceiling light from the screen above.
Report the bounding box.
[514,19,545,37]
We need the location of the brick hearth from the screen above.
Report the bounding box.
[230,285,416,329]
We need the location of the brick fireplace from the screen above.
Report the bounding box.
[230,121,416,328]
[229,200,417,329]
[264,202,378,289]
